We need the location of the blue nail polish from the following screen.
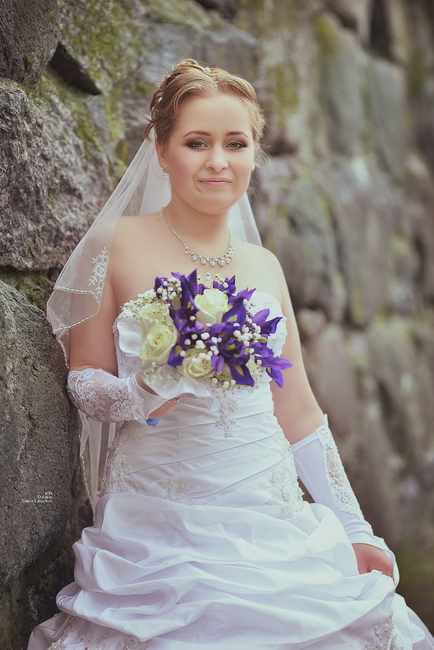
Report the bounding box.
[145,418,160,427]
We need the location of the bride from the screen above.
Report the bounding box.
[29,59,433,649]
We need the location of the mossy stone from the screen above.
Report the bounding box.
[315,12,364,156]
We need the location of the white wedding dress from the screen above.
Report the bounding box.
[29,292,434,650]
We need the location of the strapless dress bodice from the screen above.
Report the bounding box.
[100,291,302,517]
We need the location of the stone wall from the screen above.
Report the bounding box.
[0,0,433,646]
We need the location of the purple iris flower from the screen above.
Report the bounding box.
[229,363,254,386]
[260,356,293,387]
[170,307,195,333]
[171,270,203,308]
[211,354,225,374]
[252,310,281,336]
[222,303,247,326]
[167,343,185,367]
[231,287,255,304]
[153,275,167,299]
[212,275,237,295]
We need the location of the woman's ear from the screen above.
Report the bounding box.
[156,141,168,172]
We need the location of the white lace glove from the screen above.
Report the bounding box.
[292,416,396,568]
[67,368,167,423]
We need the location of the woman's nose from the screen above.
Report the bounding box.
[205,147,229,171]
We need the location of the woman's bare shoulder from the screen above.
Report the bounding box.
[110,213,162,258]
[114,212,160,237]
[231,239,286,300]
[235,239,282,268]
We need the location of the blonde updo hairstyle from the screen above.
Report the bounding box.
[145,59,265,146]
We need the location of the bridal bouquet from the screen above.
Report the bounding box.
[118,270,292,395]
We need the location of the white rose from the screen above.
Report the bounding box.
[139,322,177,364]
[179,349,214,379]
[138,302,170,335]
[195,289,229,325]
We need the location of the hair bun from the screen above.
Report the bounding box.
[144,59,264,145]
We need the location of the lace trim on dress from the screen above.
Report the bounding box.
[128,478,192,504]
[364,614,403,650]
[100,428,131,495]
[315,416,363,518]
[214,392,239,438]
[67,368,146,422]
[269,428,304,516]
[80,632,152,650]
[46,614,152,650]
[46,616,79,650]
[156,478,191,503]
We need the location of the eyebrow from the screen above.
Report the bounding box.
[182,130,250,138]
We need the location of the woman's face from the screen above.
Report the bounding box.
[157,93,256,216]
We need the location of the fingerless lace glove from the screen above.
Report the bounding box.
[67,368,167,423]
[292,416,395,565]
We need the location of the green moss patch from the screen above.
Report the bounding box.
[0,273,54,313]
[397,540,434,633]
[145,0,212,29]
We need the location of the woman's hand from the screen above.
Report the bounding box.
[148,395,187,418]
[352,543,394,578]
[135,373,186,419]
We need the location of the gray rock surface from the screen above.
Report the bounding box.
[323,0,372,39]
[367,58,410,180]
[256,158,342,319]
[0,83,111,271]
[0,0,59,84]
[0,281,78,587]
[318,157,398,326]
[195,0,240,20]
[316,13,365,157]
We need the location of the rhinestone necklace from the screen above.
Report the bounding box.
[161,207,234,268]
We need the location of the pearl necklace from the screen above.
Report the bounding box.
[161,207,234,268]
